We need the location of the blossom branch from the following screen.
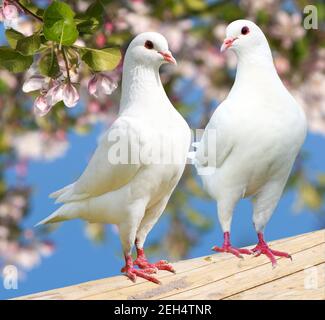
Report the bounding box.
[10,0,43,22]
[61,46,71,83]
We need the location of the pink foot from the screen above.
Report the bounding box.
[134,248,176,273]
[252,233,292,268]
[121,255,161,284]
[212,232,253,258]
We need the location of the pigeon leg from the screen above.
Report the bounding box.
[251,232,292,268]
[134,242,176,273]
[212,232,253,258]
[121,254,161,284]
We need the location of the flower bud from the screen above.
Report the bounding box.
[87,73,117,98]
[34,95,52,117]
[46,83,63,106]
[22,75,46,93]
[62,83,79,108]
[3,4,19,20]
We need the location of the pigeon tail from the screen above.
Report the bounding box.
[50,183,89,204]
[35,201,87,227]
[49,183,74,199]
[55,190,89,204]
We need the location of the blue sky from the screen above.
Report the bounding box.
[0,22,324,299]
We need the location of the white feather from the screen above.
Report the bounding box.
[36,32,191,257]
[193,20,307,233]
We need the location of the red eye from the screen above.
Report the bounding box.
[144,40,154,49]
[241,26,249,35]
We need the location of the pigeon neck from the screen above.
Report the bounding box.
[120,59,163,112]
[233,45,280,87]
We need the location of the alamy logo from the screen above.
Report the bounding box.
[304,266,318,290]
[303,5,318,30]
[3,265,18,290]
[104,128,217,176]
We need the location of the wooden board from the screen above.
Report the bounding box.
[14,229,325,300]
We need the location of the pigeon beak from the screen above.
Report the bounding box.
[220,37,237,52]
[159,51,177,65]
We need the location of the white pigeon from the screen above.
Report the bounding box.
[36,32,191,284]
[192,20,307,267]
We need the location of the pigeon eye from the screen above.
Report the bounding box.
[144,40,154,49]
[241,26,249,35]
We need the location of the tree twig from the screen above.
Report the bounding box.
[61,46,71,83]
[11,0,43,22]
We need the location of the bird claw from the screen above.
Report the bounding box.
[252,244,292,267]
[134,258,176,274]
[252,249,262,257]
[212,245,253,259]
[124,266,161,284]
[155,263,176,273]
[143,267,158,274]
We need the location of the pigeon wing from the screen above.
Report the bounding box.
[55,117,144,203]
[195,101,234,168]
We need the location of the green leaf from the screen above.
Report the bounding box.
[5,29,24,49]
[76,18,102,34]
[86,0,105,17]
[106,31,131,46]
[76,1,104,35]
[186,209,212,229]
[0,47,33,73]
[43,1,79,46]
[16,34,41,56]
[66,48,79,65]
[80,47,121,72]
[20,0,44,19]
[39,49,60,77]
[0,78,9,94]
[185,0,207,11]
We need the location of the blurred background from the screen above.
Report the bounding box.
[0,0,324,299]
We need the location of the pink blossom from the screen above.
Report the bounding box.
[0,1,20,31]
[0,70,17,89]
[88,73,118,98]
[33,95,52,117]
[240,0,280,15]
[55,129,66,140]
[271,11,305,49]
[0,7,4,21]
[95,33,106,48]
[45,83,63,106]
[22,75,47,93]
[58,58,79,83]
[160,25,184,53]
[38,241,55,257]
[0,225,9,239]
[105,22,114,33]
[274,54,290,75]
[121,10,156,34]
[16,248,41,270]
[15,19,34,36]
[12,131,69,161]
[62,83,79,108]
[213,24,227,42]
[87,101,101,113]
[88,75,98,96]
[1,3,19,20]
[15,160,28,177]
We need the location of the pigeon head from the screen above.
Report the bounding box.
[221,20,268,54]
[125,32,176,67]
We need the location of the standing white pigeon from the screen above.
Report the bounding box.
[36,32,191,284]
[193,20,307,267]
